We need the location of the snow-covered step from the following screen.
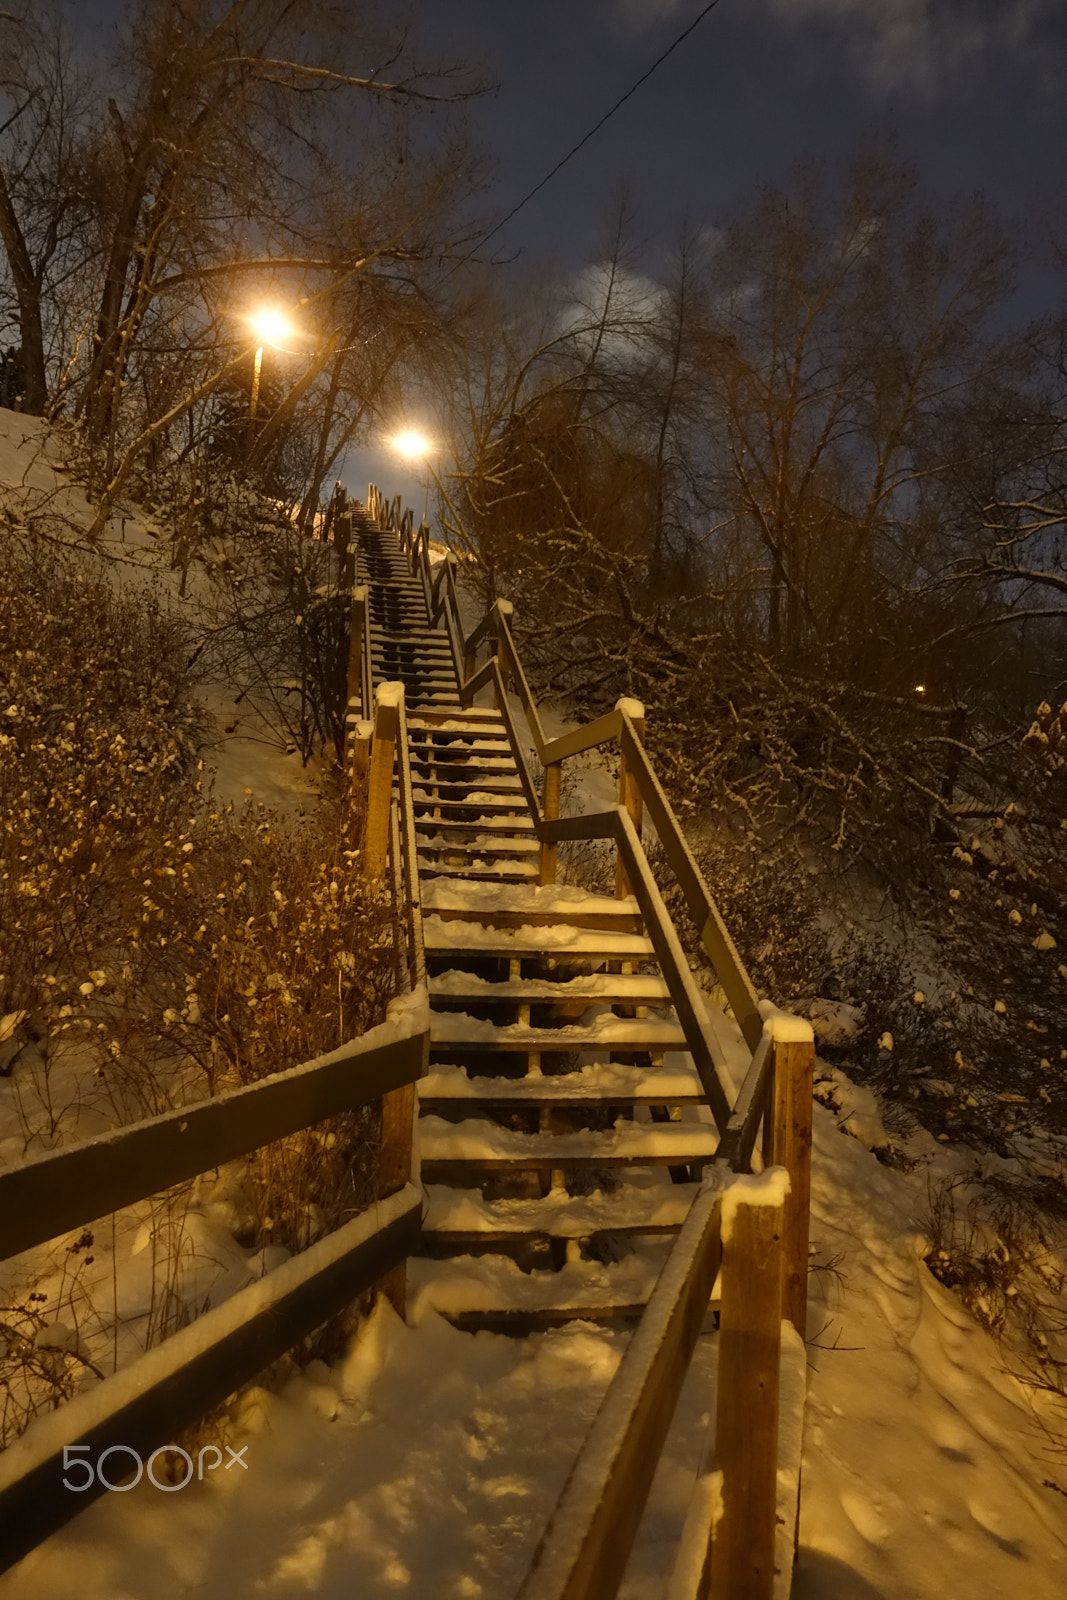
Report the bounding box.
[417,833,539,857]
[409,724,511,741]
[419,1115,718,1173]
[423,916,654,961]
[429,1010,688,1053]
[415,814,536,835]
[407,1248,673,1329]
[409,710,507,728]
[420,1059,702,1106]
[422,884,643,933]
[421,1182,700,1239]
[419,860,542,883]
[410,755,519,773]
[370,645,452,659]
[429,969,672,1006]
[413,799,529,820]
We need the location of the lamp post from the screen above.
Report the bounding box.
[247,307,297,421]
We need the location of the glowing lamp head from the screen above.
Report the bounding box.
[248,307,295,348]
[391,429,432,460]
[915,684,926,695]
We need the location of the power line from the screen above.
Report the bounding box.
[457,0,726,267]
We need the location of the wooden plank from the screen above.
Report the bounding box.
[709,1180,785,1600]
[766,1038,814,1338]
[714,1031,775,1174]
[488,659,542,820]
[516,1180,724,1600]
[496,613,550,753]
[540,761,561,885]
[396,697,427,990]
[0,1188,421,1576]
[541,708,622,767]
[0,1028,427,1262]
[347,586,369,712]
[538,811,617,843]
[459,656,496,703]
[364,687,400,879]
[667,1319,805,1600]
[619,717,762,1052]
[614,809,733,1131]
[617,702,645,899]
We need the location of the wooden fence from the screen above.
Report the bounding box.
[0,871,429,1570]
[0,483,815,1588]
[366,490,816,1599]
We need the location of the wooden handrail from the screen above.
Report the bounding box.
[395,693,427,991]
[0,1186,421,1575]
[378,488,813,1600]
[714,1029,775,1172]
[392,521,764,1117]
[613,807,733,1129]
[517,1178,726,1600]
[618,714,763,1051]
[0,1015,427,1264]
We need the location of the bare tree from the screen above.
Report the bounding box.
[0,4,95,414]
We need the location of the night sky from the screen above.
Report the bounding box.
[361,0,1067,501]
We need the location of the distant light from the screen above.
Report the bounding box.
[248,307,296,348]
[915,684,926,695]
[391,429,432,459]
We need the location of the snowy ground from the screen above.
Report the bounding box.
[3,1100,1066,1599]
[2,410,1066,1594]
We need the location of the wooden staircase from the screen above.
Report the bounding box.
[352,507,729,1332]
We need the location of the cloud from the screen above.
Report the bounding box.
[616,0,691,23]
[763,0,1058,95]
[556,261,668,366]
[612,0,1060,95]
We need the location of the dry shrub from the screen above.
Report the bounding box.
[0,536,203,1030]
[926,1170,1067,1409]
[0,528,401,1445]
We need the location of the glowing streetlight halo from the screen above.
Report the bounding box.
[247,306,298,350]
[390,427,433,460]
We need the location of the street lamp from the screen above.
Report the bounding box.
[389,428,435,518]
[247,306,297,419]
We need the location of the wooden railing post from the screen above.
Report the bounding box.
[347,585,369,714]
[333,486,350,578]
[362,684,400,882]
[616,698,645,898]
[709,1175,786,1600]
[762,1020,815,1339]
[349,712,372,796]
[540,762,561,885]
[362,679,412,1315]
[378,1079,416,1317]
[339,510,355,588]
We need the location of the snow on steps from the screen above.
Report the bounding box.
[429,969,673,1005]
[407,1245,673,1328]
[415,814,537,833]
[423,915,653,959]
[429,1008,688,1052]
[417,831,540,853]
[423,879,640,917]
[419,1114,719,1170]
[421,1181,700,1238]
[419,860,541,883]
[420,1058,703,1104]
